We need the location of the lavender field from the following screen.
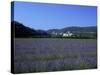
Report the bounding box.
[14,39,97,73]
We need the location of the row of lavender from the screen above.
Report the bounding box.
[14,39,97,73]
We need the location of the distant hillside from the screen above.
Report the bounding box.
[11,21,50,38]
[47,26,97,38]
[47,26,97,33]
[11,21,97,38]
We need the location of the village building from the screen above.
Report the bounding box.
[62,31,73,37]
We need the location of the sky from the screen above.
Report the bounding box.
[11,1,97,30]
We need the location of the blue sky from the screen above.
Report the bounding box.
[12,1,97,30]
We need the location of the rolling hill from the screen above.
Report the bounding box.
[11,21,97,38]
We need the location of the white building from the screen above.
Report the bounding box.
[62,31,73,37]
